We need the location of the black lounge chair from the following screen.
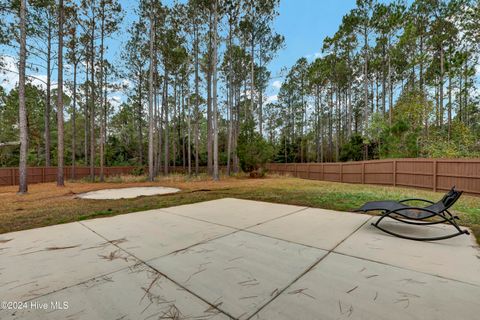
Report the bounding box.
[355,187,470,241]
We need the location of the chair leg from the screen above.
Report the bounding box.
[373,210,470,241]
[444,209,459,220]
[371,222,470,241]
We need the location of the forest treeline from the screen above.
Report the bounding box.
[0,0,479,192]
[274,0,479,164]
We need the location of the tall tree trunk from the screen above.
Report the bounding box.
[226,22,233,175]
[57,0,65,186]
[363,26,369,132]
[335,87,340,162]
[435,78,439,127]
[84,62,89,166]
[320,88,324,163]
[157,85,164,174]
[382,45,386,116]
[207,21,213,175]
[315,85,320,162]
[463,58,468,124]
[89,11,96,182]
[103,67,108,164]
[227,84,232,175]
[18,0,28,194]
[172,77,177,170]
[300,77,305,163]
[388,53,393,125]
[207,69,212,174]
[419,35,424,91]
[194,23,199,175]
[137,71,143,165]
[71,61,77,179]
[154,84,161,176]
[328,85,333,161]
[448,73,452,140]
[181,82,186,170]
[258,44,263,136]
[187,91,191,175]
[212,0,219,181]
[375,75,379,114]
[45,19,52,167]
[347,82,352,137]
[148,7,155,181]
[250,7,255,123]
[439,46,444,126]
[205,12,214,175]
[99,3,105,182]
[164,68,169,175]
[194,106,199,174]
[233,85,240,173]
[459,63,463,122]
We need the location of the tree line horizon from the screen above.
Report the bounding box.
[0,0,479,193]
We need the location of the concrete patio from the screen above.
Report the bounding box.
[1,198,479,319]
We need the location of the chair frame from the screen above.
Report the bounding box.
[359,192,470,241]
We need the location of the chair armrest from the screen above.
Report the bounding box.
[399,198,435,204]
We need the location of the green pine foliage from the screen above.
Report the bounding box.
[237,119,274,174]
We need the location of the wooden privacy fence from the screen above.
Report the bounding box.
[266,158,480,195]
[0,166,200,187]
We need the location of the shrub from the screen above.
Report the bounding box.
[237,119,274,176]
[340,134,365,161]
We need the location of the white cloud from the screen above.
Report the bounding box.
[121,79,133,89]
[266,95,278,104]
[0,55,50,92]
[1,56,129,110]
[0,56,19,91]
[271,80,282,90]
[305,51,323,61]
[109,95,122,108]
[30,74,49,90]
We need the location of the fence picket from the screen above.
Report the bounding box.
[266,159,480,195]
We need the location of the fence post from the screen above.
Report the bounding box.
[321,163,324,181]
[11,168,15,186]
[433,160,437,192]
[393,160,396,187]
[307,163,311,179]
[361,162,365,184]
[294,163,298,177]
[340,163,343,183]
[42,167,45,183]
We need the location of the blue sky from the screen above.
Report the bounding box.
[271,0,356,76]
[1,0,359,106]
[111,0,358,105]
[113,0,359,101]
[265,0,357,100]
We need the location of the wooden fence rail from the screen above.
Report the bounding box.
[266,158,480,195]
[2,160,480,195]
[0,166,208,187]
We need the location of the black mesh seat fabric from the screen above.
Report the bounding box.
[357,200,448,220]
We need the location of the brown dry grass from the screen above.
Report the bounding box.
[0,175,261,233]
[1,175,479,242]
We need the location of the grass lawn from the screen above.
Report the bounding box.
[1,174,479,243]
